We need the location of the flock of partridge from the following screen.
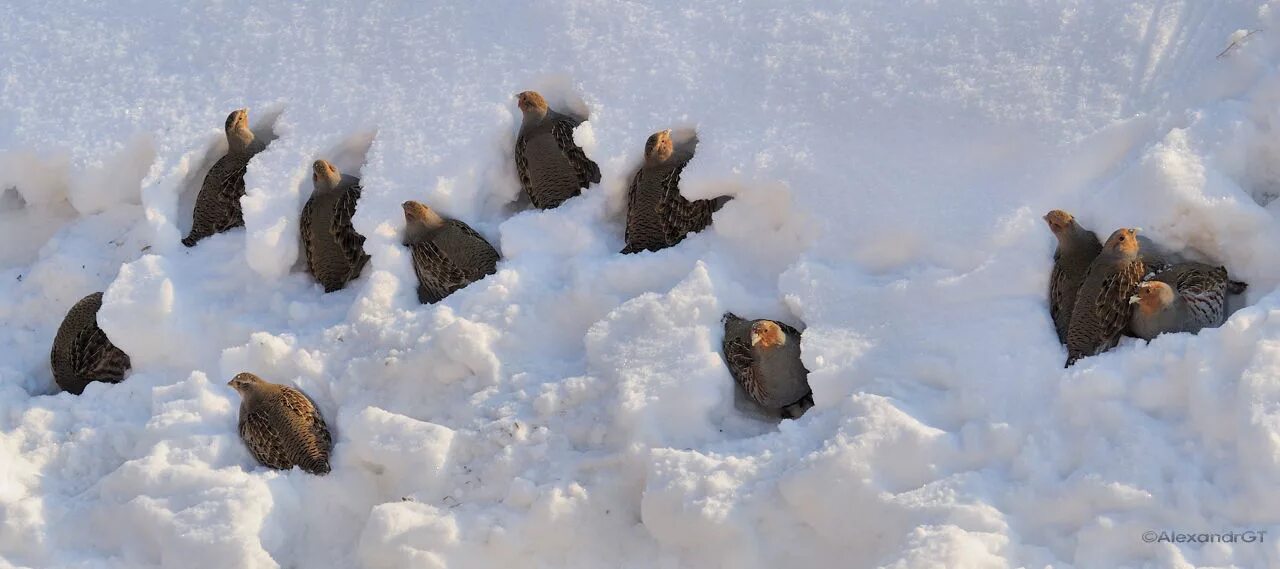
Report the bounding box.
[40,94,1252,475]
[45,91,814,475]
[1043,210,1246,367]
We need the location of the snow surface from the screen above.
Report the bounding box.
[4,1,1280,567]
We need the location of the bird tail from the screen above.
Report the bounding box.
[722,312,745,325]
[711,195,733,212]
[781,391,815,419]
[300,458,331,476]
[181,235,198,247]
[1227,279,1248,294]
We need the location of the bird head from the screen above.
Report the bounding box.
[750,320,786,349]
[224,108,249,132]
[516,91,549,115]
[1103,227,1140,256]
[312,159,341,191]
[224,108,253,151]
[401,200,445,231]
[227,372,264,394]
[1042,209,1075,234]
[1129,281,1174,312]
[644,129,674,163]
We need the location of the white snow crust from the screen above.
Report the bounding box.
[5,1,1280,567]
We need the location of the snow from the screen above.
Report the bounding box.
[4,1,1280,567]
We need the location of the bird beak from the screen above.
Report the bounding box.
[1129,295,1140,304]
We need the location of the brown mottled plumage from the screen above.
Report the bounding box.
[622,129,731,254]
[49,292,132,394]
[1065,228,1145,367]
[1129,262,1247,340]
[514,91,601,209]
[228,372,332,475]
[722,312,813,418]
[402,200,500,304]
[301,160,370,292]
[1044,210,1102,344]
[184,109,266,247]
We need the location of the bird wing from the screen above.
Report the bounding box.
[443,219,500,280]
[71,325,130,382]
[514,133,533,199]
[551,114,601,186]
[622,167,646,252]
[409,240,465,304]
[1161,263,1230,326]
[279,387,332,474]
[300,195,317,275]
[657,160,720,243]
[1048,257,1069,337]
[1092,262,1144,352]
[331,184,371,277]
[723,336,767,404]
[207,155,249,232]
[1160,263,1227,295]
[240,408,292,470]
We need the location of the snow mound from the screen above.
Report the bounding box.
[5,1,1280,568]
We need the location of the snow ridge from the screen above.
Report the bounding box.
[4,1,1280,568]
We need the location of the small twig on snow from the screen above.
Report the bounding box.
[1218,29,1263,59]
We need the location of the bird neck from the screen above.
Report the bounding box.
[1101,248,1140,264]
[227,127,255,154]
[1137,297,1168,317]
[240,385,271,404]
[521,108,549,127]
[645,154,673,167]
[405,216,446,242]
[313,174,344,195]
[1055,225,1091,251]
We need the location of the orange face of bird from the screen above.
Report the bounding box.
[225,108,248,132]
[1129,281,1173,313]
[516,91,548,113]
[750,321,786,349]
[645,129,674,162]
[1043,210,1074,234]
[312,159,340,187]
[227,372,262,393]
[1104,228,1140,254]
[402,200,432,222]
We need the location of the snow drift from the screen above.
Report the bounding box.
[4,1,1280,567]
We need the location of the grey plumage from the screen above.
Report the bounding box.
[1135,235,1181,274]
[1044,210,1102,344]
[301,160,370,293]
[623,129,731,254]
[1128,262,1247,340]
[50,292,131,395]
[402,200,500,304]
[514,91,601,210]
[1065,228,1145,367]
[183,109,266,247]
[228,372,332,475]
[722,312,812,418]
